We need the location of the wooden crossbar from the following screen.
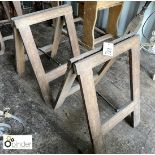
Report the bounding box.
[12,4,72,28]
[54,34,140,153]
[12,4,80,105]
[73,35,138,72]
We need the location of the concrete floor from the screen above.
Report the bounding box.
[0,23,155,153]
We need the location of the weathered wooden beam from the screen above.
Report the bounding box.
[12,4,72,28]
[46,64,67,82]
[12,1,23,16]
[54,68,76,109]
[102,101,135,135]
[78,69,103,153]
[51,17,64,57]
[129,43,140,127]
[14,28,25,76]
[94,34,113,45]
[19,26,52,104]
[74,36,139,74]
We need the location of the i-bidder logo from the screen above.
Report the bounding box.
[3,135,32,149]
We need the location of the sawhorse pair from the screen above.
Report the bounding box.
[12,4,140,153]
